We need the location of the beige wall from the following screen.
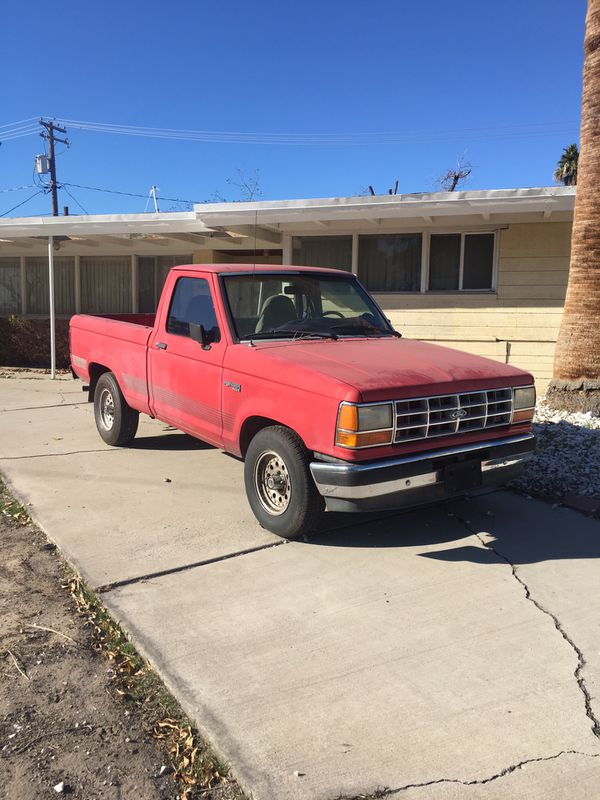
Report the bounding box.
[376,222,571,394]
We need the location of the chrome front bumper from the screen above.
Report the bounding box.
[310,434,534,512]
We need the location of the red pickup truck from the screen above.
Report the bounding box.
[70,264,535,538]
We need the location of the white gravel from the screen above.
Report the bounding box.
[511,399,600,500]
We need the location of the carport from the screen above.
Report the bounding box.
[0,211,284,376]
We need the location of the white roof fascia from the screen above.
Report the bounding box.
[194,187,576,226]
[0,211,212,239]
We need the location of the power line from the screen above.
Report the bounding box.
[64,181,201,205]
[0,115,580,147]
[0,127,39,142]
[55,117,579,146]
[0,184,37,193]
[0,190,44,217]
[61,185,88,215]
[0,117,37,130]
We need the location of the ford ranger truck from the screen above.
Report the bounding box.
[70,264,535,539]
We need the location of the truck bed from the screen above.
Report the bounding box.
[70,313,156,415]
[98,313,157,327]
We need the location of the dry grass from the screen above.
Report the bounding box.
[1,478,243,800]
[65,575,243,799]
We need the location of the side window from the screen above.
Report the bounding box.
[166,277,221,342]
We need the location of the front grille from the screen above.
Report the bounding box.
[394,388,513,444]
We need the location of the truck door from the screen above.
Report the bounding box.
[148,274,224,446]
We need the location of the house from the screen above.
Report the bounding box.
[0,186,575,392]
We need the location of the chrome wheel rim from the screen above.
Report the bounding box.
[254,450,291,515]
[99,388,115,430]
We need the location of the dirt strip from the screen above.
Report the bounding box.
[0,483,245,800]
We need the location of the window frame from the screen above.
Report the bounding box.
[286,229,499,295]
[165,275,221,342]
[357,231,423,293]
[425,230,497,293]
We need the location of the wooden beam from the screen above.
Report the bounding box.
[142,236,169,247]
[163,232,211,246]
[66,237,100,248]
[204,233,244,247]
[0,238,35,249]
[223,225,282,245]
[98,236,134,247]
[421,215,433,224]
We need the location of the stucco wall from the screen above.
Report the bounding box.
[375,222,571,394]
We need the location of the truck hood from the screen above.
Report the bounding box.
[250,337,532,401]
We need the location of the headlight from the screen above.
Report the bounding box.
[336,402,393,448]
[512,385,536,424]
[513,386,536,410]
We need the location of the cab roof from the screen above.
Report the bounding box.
[170,263,349,276]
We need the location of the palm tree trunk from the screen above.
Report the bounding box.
[547,0,600,412]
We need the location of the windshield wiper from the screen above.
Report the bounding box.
[244,329,339,342]
[290,330,339,341]
[329,324,400,338]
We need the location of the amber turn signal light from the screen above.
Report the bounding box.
[335,430,393,447]
[337,404,359,432]
[512,408,535,424]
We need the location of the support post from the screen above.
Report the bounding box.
[351,233,359,276]
[131,254,138,312]
[20,256,27,315]
[48,237,56,379]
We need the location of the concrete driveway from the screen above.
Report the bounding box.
[2,373,600,800]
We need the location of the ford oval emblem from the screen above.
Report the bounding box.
[451,409,468,419]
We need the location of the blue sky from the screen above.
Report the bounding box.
[1,0,586,216]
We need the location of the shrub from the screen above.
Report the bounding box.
[0,316,71,368]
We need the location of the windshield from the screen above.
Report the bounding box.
[222,273,396,341]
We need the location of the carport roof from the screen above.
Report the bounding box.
[0,186,576,251]
[193,185,576,227]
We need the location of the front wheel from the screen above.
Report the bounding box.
[94,372,139,446]
[244,426,324,539]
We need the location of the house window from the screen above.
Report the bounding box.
[25,257,75,315]
[358,234,422,292]
[81,257,132,314]
[292,236,352,271]
[429,232,495,291]
[137,255,193,312]
[0,258,21,314]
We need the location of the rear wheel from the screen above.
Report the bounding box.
[94,372,139,446]
[244,426,324,539]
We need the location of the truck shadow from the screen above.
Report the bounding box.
[130,432,215,451]
[310,504,472,550]
[309,491,600,566]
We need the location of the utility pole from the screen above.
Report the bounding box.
[39,119,69,216]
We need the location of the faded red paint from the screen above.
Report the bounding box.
[70,264,534,461]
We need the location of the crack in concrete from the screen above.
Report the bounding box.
[96,539,288,594]
[452,509,600,742]
[1,402,82,412]
[0,449,118,461]
[332,750,600,799]
[97,509,409,594]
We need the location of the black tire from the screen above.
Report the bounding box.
[244,426,325,539]
[93,372,139,446]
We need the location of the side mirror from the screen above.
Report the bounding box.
[189,322,215,350]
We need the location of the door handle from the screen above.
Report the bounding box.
[155,342,168,350]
